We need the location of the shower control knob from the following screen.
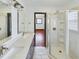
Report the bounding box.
[53,27,56,30]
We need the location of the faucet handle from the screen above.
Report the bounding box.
[0,46,3,56]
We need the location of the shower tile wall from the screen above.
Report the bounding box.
[49,11,66,59]
[57,12,66,45]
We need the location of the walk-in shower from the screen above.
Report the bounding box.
[48,11,69,59]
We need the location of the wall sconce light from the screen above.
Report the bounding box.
[13,0,24,8]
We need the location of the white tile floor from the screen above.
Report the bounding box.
[33,46,72,59]
[33,47,49,59]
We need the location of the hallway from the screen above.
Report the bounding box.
[33,47,49,59]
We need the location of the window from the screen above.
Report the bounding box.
[68,11,78,31]
[36,18,42,24]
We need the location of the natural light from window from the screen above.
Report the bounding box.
[68,11,78,31]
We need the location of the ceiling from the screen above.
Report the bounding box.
[25,0,79,9]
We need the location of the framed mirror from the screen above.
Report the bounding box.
[0,1,12,40]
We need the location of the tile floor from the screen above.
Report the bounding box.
[33,47,49,59]
[33,46,72,59]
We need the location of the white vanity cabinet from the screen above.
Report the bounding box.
[1,33,34,59]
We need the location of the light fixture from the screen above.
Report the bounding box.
[12,0,24,8]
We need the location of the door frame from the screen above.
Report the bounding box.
[7,13,11,37]
[34,12,46,47]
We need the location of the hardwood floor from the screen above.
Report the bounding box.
[35,29,46,47]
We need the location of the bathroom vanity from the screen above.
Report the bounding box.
[0,33,34,59]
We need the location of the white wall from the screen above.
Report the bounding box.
[69,30,79,59]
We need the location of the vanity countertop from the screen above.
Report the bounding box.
[1,32,34,59]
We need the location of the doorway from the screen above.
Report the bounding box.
[34,12,46,47]
[7,13,11,37]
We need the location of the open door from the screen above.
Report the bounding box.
[34,12,46,47]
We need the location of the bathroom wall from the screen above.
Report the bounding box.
[69,30,79,59]
[48,14,58,45]
[49,11,66,46]
[24,6,57,32]
[57,11,66,44]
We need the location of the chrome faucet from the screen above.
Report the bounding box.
[0,46,8,56]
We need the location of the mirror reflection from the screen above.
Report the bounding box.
[0,1,12,56]
[0,1,12,40]
[0,1,25,56]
